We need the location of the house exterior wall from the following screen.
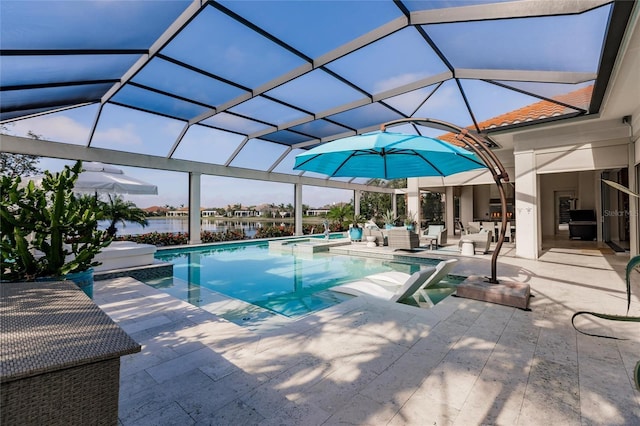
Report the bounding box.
[513,119,633,258]
[535,139,629,174]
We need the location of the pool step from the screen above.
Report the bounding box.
[268,238,351,254]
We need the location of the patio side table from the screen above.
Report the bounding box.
[460,239,476,256]
[1,280,141,425]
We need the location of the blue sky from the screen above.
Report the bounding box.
[5,103,356,209]
[6,108,353,209]
[1,1,610,209]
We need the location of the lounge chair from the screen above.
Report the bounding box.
[366,258,458,288]
[329,266,436,303]
[365,259,458,305]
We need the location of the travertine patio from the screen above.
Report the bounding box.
[95,240,640,425]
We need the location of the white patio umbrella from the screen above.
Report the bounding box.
[73,162,158,195]
[26,162,158,196]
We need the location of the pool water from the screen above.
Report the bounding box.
[144,241,462,319]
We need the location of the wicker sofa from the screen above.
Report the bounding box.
[387,227,420,250]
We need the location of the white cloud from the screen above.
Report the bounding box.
[11,115,88,145]
[93,124,142,146]
[163,120,184,136]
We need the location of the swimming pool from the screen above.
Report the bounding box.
[144,241,460,320]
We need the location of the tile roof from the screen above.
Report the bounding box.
[439,85,593,146]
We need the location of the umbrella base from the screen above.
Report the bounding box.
[456,275,530,310]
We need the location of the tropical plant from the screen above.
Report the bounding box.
[404,210,416,226]
[327,204,353,231]
[421,191,444,223]
[0,161,111,281]
[350,213,365,229]
[100,194,149,238]
[0,124,42,178]
[254,225,293,238]
[381,209,397,227]
[0,152,41,178]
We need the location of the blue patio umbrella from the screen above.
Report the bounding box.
[294,130,486,179]
[295,118,513,286]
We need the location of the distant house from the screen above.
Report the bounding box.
[143,206,169,216]
[234,210,260,217]
[166,208,223,217]
[306,209,330,216]
[166,208,188,217]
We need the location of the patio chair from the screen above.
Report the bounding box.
[366,258,458,306]
[467,221,481,233]
[481,222,497,242]
[500,221,514,243]
[458,229,493,254]
[421,225,447,248]
[386,227,420,250]
[329,266,437,303]
[455,220,469,235]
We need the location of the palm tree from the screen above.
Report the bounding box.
[327,204,354,230]
[100,195,149,237]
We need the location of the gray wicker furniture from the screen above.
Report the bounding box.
[386,227,420,250]
[1,280,141,425]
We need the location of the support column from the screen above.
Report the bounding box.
[514,149,539,259]
[629,140,639,256]
[294,183,303,236]
[354,190,361,216]
[445,186,455,236]
[188,172,202,245]
[459,186,474,229]
[406,179,420,230]
[392,192,397,218]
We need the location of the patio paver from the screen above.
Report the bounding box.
[93,240,640,425]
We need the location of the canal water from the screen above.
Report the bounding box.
[99,218,294,238]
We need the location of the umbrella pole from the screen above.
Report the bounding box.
[381,118,510,284]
